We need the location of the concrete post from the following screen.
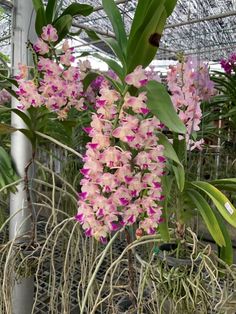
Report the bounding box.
[10,1,36,313]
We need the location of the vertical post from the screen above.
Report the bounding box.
[10,0,36,313]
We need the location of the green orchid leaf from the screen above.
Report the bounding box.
[0,147,12,169]
[187,188,226,247]
[157,133,183,166]
[210,179,236,192]
[83,72,99,92]
[18,129,35,147]
[172,164,185,192]
[11,109,32,129]
[127,3,165,72]
[215,212,233,265]
[191,181,236,228]
[32,0,44,12]
[144,80,186,133]
[58,3,93,18]
[84,29,100,41]
[0,76,18,87]
[104,75,123,94]
[53,14,73,44]
[127,0,177,72]
[78,52,90,58]
[0,123,16,134]
[128,0,155,39]
[158,175,174,241]
[210,178,236,186]
[35,7,47,37]
[102,0,127,56]
[4,88,17,99]
[164,0,178,16]
[45,0,57,23]
[93,53,124,81]
[173,138,186,163]
[0,147,19,191]
[99,36,127,69]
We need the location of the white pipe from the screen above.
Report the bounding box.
[10,0,36,313]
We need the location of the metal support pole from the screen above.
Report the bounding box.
[10,0,36,313]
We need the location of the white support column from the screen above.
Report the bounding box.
[10,1,36,313]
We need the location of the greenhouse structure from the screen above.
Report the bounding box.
[0,0,236,313]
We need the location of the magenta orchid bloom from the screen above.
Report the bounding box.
[76,71,166,242]
[125,65,148,88]
[15,25,89,119]
[33,38,49,55]
[41,24,58,42]
[167,57,215,150]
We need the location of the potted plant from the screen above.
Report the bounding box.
[131,56,236,313]
[1,0,236,312]
[155,56,236,266]
[68,0,236,313]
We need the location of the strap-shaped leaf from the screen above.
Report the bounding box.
[164,0,178,16]
[46,0,57,23]
[211,178,236,185]
[173,138,187,163]
[53,15,73,44]
[32,0,44,12]
[144,80,186,134]
[186,188,226,247]
[58,3,93,19]
[19,129,35,146]
[128,0,156,40]
[83,72,99,92]
[0,123,16,134]
[215,212,233,265]
[35,7,47,36]
[127,3,165,72]
[191,181,236,228]
[157,133,183,166]
[158,175,174,242]
[102,0,127,56]
[210,178,236,192]
[92,53,125,81]
[84,29,100,41]
[0,147,12,169]
[172,164,185,192]
[104,75,123,94]
[0,147,19,190]
[127,0,176,72]
[11,109,32,129]
[99,36,127,69]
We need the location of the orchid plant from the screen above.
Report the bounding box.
[158,56,236,265]
[75,0,236,266]
[73,0,184,242]
[76,69,166,242]
[16,24,87,119]
[211,52,236,131]
[1,0,235,267]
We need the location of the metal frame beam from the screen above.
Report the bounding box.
[0,0,13,9]
[166,10,236,29]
